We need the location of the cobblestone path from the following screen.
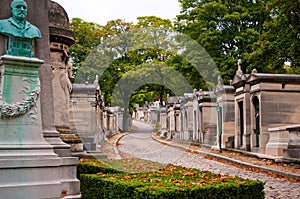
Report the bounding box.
[118,120,300,199]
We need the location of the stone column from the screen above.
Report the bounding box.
[48,0,83,154]
[159,107,167,134]
[44,1,81,198]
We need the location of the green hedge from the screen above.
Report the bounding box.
[78,159,124,177]
[78,160,265,199]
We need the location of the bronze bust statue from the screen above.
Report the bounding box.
[0,0,41,57]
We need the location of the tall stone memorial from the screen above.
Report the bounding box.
[48,1,83,153]
[0,0,80,198]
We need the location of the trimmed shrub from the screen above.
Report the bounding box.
[79,160,265,199]
[78,159,123,177]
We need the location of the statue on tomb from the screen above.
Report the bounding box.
[0,0,41,57]
[52,50,73,128]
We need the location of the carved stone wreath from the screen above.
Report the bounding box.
[0,85,40,119]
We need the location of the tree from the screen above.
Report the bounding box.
[72,19,135,83]
[247,0,300,73]
[70,15,219,104]
[175,0,269,83]
[70,18,104,77]
[111,62,193,130]
[70,16,181,131]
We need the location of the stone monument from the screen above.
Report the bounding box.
[0,0,80,198]
[48,1,83,153]
[0,0,61,198]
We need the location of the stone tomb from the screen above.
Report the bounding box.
[248,72,300,157]
[180,92,200,142]
[70,82,101,151]
[231,62,252,151]
[49,0,83,153]
[198,90,217,146]
[215,76,235,148]
[232,61,300,160]
[166,96,183,140]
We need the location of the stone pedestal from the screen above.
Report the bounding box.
[203,123,217,145]
[266,126,289,156]
[283,126,300,159]
[0,55,62,198]
[59,157,81,198]
[57,126,84,153]
[43,129,71,157]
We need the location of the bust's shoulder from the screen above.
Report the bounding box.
[25,21,41,39]
[0,18,41,39]
[0,18,11,27]
[0,18,14,36]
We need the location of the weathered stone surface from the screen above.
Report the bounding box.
[70,81,110,159]
[48,0,82,155]
[215,80,235,148]
[0,1,81,198]
[0,55,62,198]
[231,63,300,159]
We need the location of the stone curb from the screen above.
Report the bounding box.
[114,133,129,159]
[152,134,300,181]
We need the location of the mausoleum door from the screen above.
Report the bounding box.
[253,97,260,147]
[238,101,244,147]
[216,105,222,151]
[193,110,197,140]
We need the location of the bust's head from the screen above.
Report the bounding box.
[11,0,27,22]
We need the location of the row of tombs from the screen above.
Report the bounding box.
[47,0,299,164]
[68,80,129,153]
[136,61,300,162]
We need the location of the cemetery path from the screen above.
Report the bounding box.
[117,120,300,199]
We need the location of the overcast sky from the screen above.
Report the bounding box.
[53,0,181,25]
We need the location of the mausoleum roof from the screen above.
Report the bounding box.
[72,83,97,95]
[248,73,300,85]
[167,96,184,105]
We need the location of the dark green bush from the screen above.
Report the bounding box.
[79,160,265,199]
[77,159,123,178]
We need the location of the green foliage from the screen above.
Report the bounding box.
[70,15,217,110]
[77,159,124,177]
[176,0,265,82]
[136,16,173,29]
[70,18,104,76]
[78,159,265,199]
[72,19,135,83]
[70,1,299,108]
[247,0,300,73]
[176,0,300,80]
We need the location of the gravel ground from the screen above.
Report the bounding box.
[115,120,300,199]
